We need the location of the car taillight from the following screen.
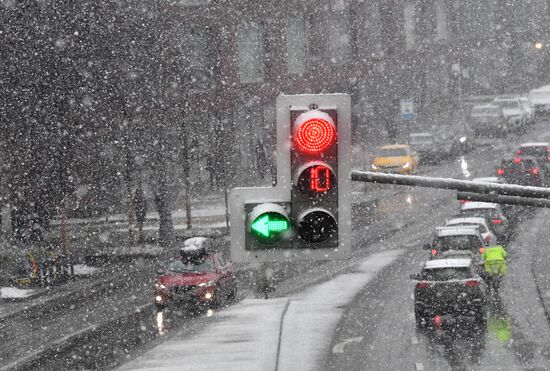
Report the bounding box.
[491,219,503,225]
[479,247,485,254]
[416,282,431,289]
[465,280,480,287]
[497,168,505,176]
[459,199,470,205]
[513,157,522,164]
[531,167,540,175]
[547,156,550,162]
[431,249,438,256]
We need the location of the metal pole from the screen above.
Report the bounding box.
[457,192,550,208]
[351,171,550,199]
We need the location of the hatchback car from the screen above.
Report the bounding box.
[154,239,237,311]
[426,226,486,260]
[497,156,545,187]
[445,217,498,246]
[515,142,550,172]
[460,202,509,242]
[411,258,486,330]
[371,144,418,175]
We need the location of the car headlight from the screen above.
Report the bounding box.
[402,162,410,169]
[155,283,166,289]
[371,164,378,170]
[459,136,467,143]
[198,280,215,287]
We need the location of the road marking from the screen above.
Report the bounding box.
[331,336,364,354]
[410,335,419,345]
[415,362,425,370]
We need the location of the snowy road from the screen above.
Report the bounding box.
[3,121,550,370]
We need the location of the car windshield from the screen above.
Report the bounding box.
[448,223,487,233]
[421,267,472,281]
[433,235,480,252]
[409,135,434,145]
[519,147,547,157]
[495,100,520,109]
[470,107,499,116]
[461,209,501,220]
[167,259,214,274]
[377,148,408,157]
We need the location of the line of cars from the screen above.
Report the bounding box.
[469,95,536,137]
[411,176,515,333]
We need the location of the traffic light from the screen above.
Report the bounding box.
[230,94,351,263]
[291,109,339,248]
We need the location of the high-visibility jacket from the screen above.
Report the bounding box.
[482,245,507,276]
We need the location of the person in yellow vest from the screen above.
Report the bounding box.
[482,245,507,293]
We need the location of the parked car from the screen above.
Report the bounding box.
[370,144,418,175]
[493,96,527,133]
[497,156,546,187]
[154,238,237,312]
[433,121,476,156]
[411,257,487,330]
[468,104,507,136]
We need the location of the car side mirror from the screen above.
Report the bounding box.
[410,273,421,280]
[423,243,432,250]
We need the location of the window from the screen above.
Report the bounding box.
[435,0,448,42]
[286,18,309,75]
[180,28,216,90]
[327,14,351,65]
[404,1,416,51]
[237,22,265,84]
[366,5,383,58]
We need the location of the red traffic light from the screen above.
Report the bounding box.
[294,110,336,154]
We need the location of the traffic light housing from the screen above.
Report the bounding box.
[230,94,351,263]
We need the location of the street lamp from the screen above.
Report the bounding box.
[535,42,543,50]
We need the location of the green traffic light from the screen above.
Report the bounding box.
[250,213,290,243]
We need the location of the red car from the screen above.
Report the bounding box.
[154,242,237,311]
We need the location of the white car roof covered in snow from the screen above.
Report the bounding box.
[461,202,498,210]
[520,142,549,147]
[435,226,480,237]
[182,237,210,251]
[445,217,487,227]
[424,258,471,269]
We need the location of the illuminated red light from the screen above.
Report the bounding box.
[531,167,540,175]
[513,157,522,164]
[491,219,503,225]
[431,249,437,256]
[295,118,336,153]
[416,282,431,289]
[465,280,480,287]
[434,315,442,329]
[515,149,523,155]
[497,168,505,176]
[310,165,331,192]
[479,247,485,254]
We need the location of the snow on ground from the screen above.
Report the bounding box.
[0,287,37,299]
[119,249,403,371]
[72,264,100,276]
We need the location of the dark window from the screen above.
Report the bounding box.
[421,267,472,281]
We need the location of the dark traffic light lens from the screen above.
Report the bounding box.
[297,165,336,197]
[298,210,337,243]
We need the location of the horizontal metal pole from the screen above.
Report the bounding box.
[351,171,550,199]
[457,192,550,208]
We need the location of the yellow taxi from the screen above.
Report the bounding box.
[370,144,418,175]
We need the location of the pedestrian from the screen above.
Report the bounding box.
[134,187,147,243]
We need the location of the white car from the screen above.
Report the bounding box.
[519,97,535,124]
[460,202,509,242]
[445,217,497,246]
[427,226,485,260]
[493,97,527,132]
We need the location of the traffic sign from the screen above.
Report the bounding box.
[400,98,416,121]
[230,94,351,263]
